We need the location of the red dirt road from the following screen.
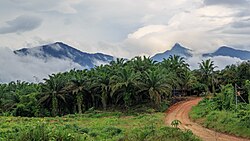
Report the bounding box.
[165,97,250,141]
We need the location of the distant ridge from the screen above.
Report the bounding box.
[14,42,114,68]
[13,42,250,68]
[202,46,250,60]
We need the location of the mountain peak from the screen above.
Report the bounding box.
[152,43,193,61]
[172,43,181,48]
[217,46,233,50]
[171,43,191,51]
[53,42,67,46]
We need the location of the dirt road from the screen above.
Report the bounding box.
[165,97,250,141]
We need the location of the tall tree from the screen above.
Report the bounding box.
[39,74,68,116]
[91,65,112,110]
[199,59,217,94]
[110,67,138,108]
[161,55,190,93]
[64,70,89,114]
[136,68,172,107]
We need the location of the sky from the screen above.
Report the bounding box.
[0,0,250,58]
[0,0,250,82]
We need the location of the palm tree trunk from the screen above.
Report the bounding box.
[52,93,58,117]
[76,94,82,114]
[101,92,107,110]
[212,76,215,95]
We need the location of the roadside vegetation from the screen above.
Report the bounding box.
[190,62,250,139]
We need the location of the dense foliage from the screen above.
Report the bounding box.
[0,55,198,117]
[1,56,250,117]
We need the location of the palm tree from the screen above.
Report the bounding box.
[135,68,172,107]
[167,55,189,71]
[161,55,190,95]
[199,59,217,94]
[91,65,112,110]
[221,64,238,85]
[39,74,68,116]
[129,56,156,72]
[110,58,126,67]
[180,70,196,95]
[110,67,138,108]
[64,70,89,114]
[171,119,182,128]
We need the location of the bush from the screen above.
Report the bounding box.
[11,123,83,141]
[102,127,122,136]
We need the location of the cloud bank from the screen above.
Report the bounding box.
[187,55,243,70]
[0,47,83,83]
[0,45,245,83]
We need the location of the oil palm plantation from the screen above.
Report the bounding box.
[135,68,172,107]
[129,56,156,72]
[39,74,68,116]
[199,59,217,94]
[91,65,112,110]
[180,69,197,95]
[64,70,89,114]
[167,55,189,71]
[161,55,190,94]
[110,67,138,108]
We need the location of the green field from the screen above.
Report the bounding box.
[0,111,200,141]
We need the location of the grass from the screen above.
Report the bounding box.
[0,111,200,141]
[189,104,250,139]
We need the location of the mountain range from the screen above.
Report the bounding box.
[14,42,250,69]
[202,46,250,60]
[152,43,250,61]
[14,42,114,69]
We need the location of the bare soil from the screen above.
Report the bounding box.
[165,97,250,141]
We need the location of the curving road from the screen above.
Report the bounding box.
[165,97,250,141]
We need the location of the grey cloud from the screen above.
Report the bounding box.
[9,0,79,14]
[203,0,248,6]
[231,18,250,28]
[236,9,250,17]
[222,28,250,35]
[217,18,250,35]
[0,15,42,34]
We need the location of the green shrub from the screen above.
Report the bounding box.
[102,127,122,136]
[10,123,83,141]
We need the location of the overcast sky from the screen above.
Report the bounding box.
[0,0,250,58]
